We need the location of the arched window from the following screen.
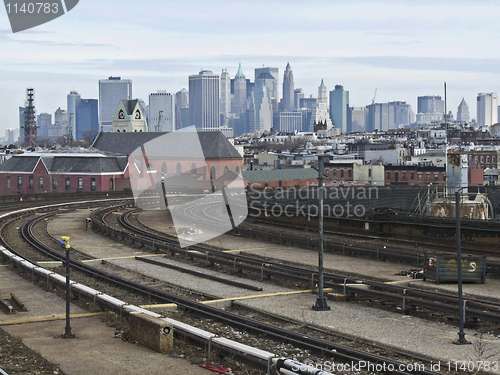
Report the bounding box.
[223,166,229,175]
[109,178,114,191]
[235,166,240,174]
[176,163,182,174]
[161,163,167,176]
[117,129,120,132]
[123,129,126,132]
[210,166,216,180]
[191,163,197,175]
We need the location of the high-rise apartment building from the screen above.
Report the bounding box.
[457,98,470,123]
[149,91,173,132]
[329,85,349,133]
[98,76,132,132]
[282,63,294,112]
[477,93,498,127]
[189,69,220,131]
[67,90,81,139]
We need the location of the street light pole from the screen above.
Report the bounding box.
[313,154,329,311]
[453,189,470,345]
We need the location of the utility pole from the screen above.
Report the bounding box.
[313,154,329,311]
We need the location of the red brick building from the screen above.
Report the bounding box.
[0,152,128,195]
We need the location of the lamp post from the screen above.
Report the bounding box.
[61,237,75,339]
[453,189,470,345]
[313,154,329,311]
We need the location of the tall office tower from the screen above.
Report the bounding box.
[37,113,51,138]
[294,88,304,110]
[75,99,98,140]
[349,107,366,132]
[189,69,220,131]
[18,106,25,143]
[255,66,279,112]
[366,102,414,131]
[98,76,132,132]
[457,98,470,123]
[149,91,173,132]
[477,93,498,127]
[282,63,294,111]
[318,79,328,105]
[417,95,444,114]
[67,90,81,139]
[252,85,273,132]
[278,112,302,133]
[309,80,332,131]
[220,69,231,118]
[329,85,349,133]
[23,88,37,146]
[175,88,189,130]
[5,128,18,144]
[232,64,247,116]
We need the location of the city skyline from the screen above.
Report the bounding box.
[2,1,500,134]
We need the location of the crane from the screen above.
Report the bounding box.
[372,88,377,105]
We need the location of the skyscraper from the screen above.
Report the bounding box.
[149,91,173,132]
[232,64,247,116]
[329,85,349,133]
[76,99,99,141]
[189,69,220,131]
[457,98,470,123]
[282,63,294,112]
[349,107,366,132]
[220,69,231,119]
[366,102,414,131]
[175,89,189,130]
[98,76,132,132]
[417,95,444,114]
[252,85,273,132]
[294,88,304,110]
[309,80,332,131]
[67,90,81,139]
[477,93,498,127]
[37,113,51,138]
[255,66,279,112]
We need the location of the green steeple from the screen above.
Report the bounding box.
[235,63,245,78]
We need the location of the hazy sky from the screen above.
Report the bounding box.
[2,0,500,134]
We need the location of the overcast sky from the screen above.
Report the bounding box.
[2,0,500,134]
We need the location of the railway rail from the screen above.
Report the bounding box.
[0,200,442,375]
[105,205,500,326]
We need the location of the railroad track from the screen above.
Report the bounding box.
[107,204,500,326]
[0,200,443,375]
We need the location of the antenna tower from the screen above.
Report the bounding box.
[23,88,38,146]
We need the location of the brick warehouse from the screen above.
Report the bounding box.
[92,131,243,191]
[0,131,244,195]
[0,150,129,195]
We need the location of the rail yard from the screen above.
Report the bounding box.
[1,192,500,375]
